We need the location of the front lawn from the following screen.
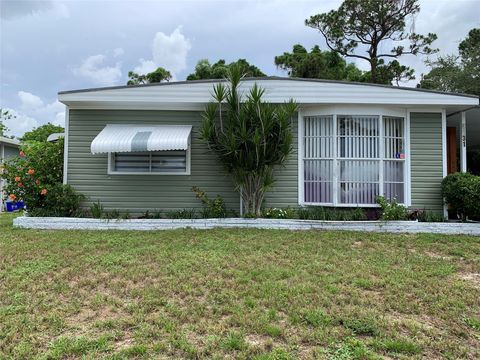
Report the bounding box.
[1,213,479,359]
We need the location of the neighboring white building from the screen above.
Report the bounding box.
[0,136,20,212]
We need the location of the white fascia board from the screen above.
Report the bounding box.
[59,79,479,110]
[0,137,20,146]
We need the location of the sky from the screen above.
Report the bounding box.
[0,0,479,137]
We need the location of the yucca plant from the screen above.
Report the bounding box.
[200,65,297,216]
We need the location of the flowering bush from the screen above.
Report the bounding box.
[1,139,83,216]
[375,196,409,221]
[262,207,296,219]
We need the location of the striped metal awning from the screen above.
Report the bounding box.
[91,124,192,154]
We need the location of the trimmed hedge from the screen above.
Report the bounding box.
[441,172,480,221]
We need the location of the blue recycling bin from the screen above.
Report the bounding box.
[5,200,24,212]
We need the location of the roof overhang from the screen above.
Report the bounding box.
[0,136,20,147]
[59,78,479,115]
[90,124,192,154]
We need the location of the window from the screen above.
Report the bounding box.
[302,114,406,206]
[108,150,190,175]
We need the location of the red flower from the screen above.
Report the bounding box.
[27,169,35,175]
[19,151,25,157]
[9,194,16,201]
[14,176,21,182]
[40,188,47,196]
[18,183,24,188]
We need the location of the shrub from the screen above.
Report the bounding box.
[140,210,162,219]
[1,140,64,211]
[103,209,120,220]
[297,207,366,221]
[442,172,480,221]
[26,184,84,217]
[166,209,196,219]
[262,207,296,219]
[376,196,408,220]
[89,201,104,219]
[415,209,445,222]
[192,186,227,218]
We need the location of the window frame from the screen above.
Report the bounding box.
[107,138,191,176]
[298,108,409,207]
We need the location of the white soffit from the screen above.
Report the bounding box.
[59,78,479,109]
[91,124,192,154]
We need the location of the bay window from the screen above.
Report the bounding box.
[302,113,406,206]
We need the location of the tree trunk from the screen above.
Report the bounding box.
[370,57,378,83]
[240,173,265,217]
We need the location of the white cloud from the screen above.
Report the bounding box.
[133,59,157,75]
[113,47,124,58]
[18,90,44,109]
[1,93,66,137]
[2,108,38,137]
[73,54,122,86]
[134,27,191,78]
[54,112,66,126]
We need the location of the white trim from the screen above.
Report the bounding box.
[404,107,444,114]
[0,136,20,146]
[442,109,448,218]
[460,111,467,172]
[302,105,406,118]
[379,114,384,198]
[107,139,191,176]
[332,114,338,205]
[405,110,412,206]
[62,106,69,184]
[297,109,304,205]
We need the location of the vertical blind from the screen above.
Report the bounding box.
[112,150,187,173]
[303,115,405,205]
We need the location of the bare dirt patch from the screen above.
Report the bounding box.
[458,273,480,289]
[245,334,273,350]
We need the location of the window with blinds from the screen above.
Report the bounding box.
[109,150,188,174]
[302,114,405,206]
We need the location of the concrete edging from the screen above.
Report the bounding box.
[12,216,480,235]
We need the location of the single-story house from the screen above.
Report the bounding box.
[0,136,20,212]
[58,78,479,215]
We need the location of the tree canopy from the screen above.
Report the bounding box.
[187,59,265,80]
[274,44,366,81]
[21,123,65,143]
[419,28,479,96]
[127,67,172,85]
[1,109,14,138]
[274,44,415,85]
[305,0,437,84]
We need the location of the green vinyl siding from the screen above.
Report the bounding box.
[410,112,444,213]
[67,109,298,213]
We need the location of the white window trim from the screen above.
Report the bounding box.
[63,106,69,184]
[107,137,191,176]
[298,110,410,208]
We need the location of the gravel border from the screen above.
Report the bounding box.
[12,216,480,235]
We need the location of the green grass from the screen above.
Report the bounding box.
[0,213,479,359]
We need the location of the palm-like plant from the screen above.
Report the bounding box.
[200,66,297,216]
